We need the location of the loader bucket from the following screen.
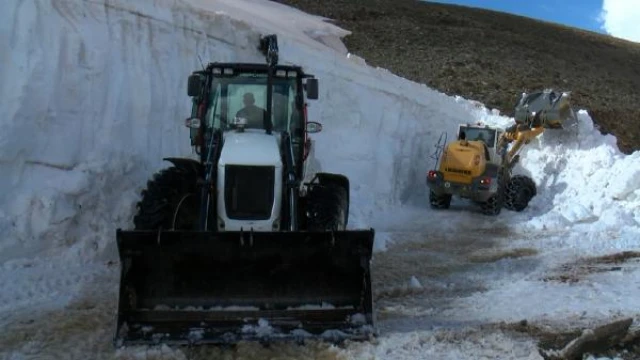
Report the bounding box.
[113,228,375,346]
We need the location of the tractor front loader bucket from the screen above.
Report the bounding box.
[113,228,375,346]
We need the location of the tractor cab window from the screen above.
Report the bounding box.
[205,71,302,135]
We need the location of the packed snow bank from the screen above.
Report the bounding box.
[0,0,499,263]
[0,0,275,263]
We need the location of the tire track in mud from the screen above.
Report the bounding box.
[371,228,541,335]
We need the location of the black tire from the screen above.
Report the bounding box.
[505,175,537,212]
[133,165,201,230]
[305,183,348,231]
[480,174,505,216]
[480,193,503,216]
[429,190,452,209]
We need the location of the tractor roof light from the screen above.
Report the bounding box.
[275,69,286,77]
[223,68,234,75]
[212,68,222,74]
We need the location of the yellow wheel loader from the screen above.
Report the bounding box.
[114,35,375,346]
[426,89,577,215]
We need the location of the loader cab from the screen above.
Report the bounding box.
[457,124,501,164]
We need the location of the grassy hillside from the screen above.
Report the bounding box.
[274,0,640,153]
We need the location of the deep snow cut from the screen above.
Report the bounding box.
[2,0,640,267]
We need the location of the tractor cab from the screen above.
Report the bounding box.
[184,63,323,184]
[113,34,375,347]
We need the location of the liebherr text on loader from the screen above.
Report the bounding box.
[113,34,375,347]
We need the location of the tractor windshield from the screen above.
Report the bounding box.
[204,71,302,134]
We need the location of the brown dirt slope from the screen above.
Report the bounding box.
[273,0,640,153]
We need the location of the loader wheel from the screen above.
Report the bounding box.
[480,193,503,216]
[429,190,452,209]
[306,183,348,231]
[133,165,201,230]
[480,175,505,216]
[505,175,537,212]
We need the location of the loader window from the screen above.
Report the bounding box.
[459,127,497,148]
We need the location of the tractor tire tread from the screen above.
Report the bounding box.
[133,165,200,230]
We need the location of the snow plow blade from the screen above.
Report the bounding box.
[113,228,375,346]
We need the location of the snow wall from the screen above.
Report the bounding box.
[1,0,639,266]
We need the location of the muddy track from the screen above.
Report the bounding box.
[371,229,540,335]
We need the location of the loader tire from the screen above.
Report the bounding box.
[429,190,452,209]
[505,175,537,212]
[306,183,348,231]
[480,174,505,216]
[480,194,502,216]
[133,165,200,231]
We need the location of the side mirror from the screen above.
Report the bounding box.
[305,78,318,100]
[306,121,322,133]
[184,117,201,128]
[188,74,202,97]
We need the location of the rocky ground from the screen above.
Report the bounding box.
[274,0,640,153]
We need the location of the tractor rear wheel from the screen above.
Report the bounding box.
[306,183,348,231]
[133,165,201,231]
[505,175,537,212]
[429,190,452,209]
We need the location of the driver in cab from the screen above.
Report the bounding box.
[474,132,487,143]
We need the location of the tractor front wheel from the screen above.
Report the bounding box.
[133,165,201,231]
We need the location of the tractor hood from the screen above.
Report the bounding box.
[218,130,283,167]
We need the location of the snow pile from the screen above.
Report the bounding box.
[449,103,640,234]
[508,110,640,232]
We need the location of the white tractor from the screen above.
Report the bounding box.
[114,35,375,346]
